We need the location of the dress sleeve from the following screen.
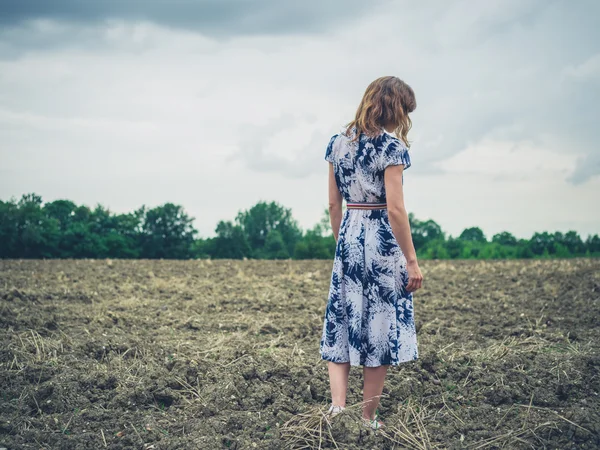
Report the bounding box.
[380,139,411,171]
[324,134,339,162]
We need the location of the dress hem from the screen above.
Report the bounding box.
[320,353,418,368]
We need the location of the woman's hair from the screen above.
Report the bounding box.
[345,76,416,147]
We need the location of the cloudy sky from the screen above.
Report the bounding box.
[1,0,599,239]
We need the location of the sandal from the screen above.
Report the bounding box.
[362,411,385,430]
[326,404,345,418]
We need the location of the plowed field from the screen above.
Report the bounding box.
[1,259,599,449]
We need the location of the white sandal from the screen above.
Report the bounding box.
[362,412,385,430]
[326,404,345,417]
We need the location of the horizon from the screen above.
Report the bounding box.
[2,192,597,241]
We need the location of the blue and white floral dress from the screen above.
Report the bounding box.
[319,127,418,367]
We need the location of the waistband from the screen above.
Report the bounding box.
[346,202,387,210]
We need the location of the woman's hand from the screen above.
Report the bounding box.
[406,260,423,292]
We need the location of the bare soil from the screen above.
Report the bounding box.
[1,259,599,449]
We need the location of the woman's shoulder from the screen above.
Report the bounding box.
[379,133,411,170]
[325,130,345,162]
[378,129,409,150]
[326,126,354,149]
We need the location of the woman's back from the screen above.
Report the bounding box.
[320,125,418,367]
[325,127,411,204]
[319,75,422,429]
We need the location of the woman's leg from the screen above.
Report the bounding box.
[362,365,389,419]
[328,361,351,407]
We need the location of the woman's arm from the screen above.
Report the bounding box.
[328,163,343,242]
[384,164,423,292]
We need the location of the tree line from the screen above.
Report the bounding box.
[1,194,598,260]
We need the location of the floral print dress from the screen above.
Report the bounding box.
[319,127,419,367]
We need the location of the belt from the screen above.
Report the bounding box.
[346,202,387,210]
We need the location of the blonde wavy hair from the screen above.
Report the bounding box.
[346,76,416,147]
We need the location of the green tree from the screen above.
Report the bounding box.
[313,208,333,237]
[480,242,511,259]
[410,214,444,250]
[421,239,449,259]
[558,231,585,255]
[14,194,60,258]
[44,200,77,232]
[295,228,336,259]
[444,237,464,259]
[459,227,486,243]
[529,232,553,256]
[0,199,19,257]
[141,203,196,259]
[1,193,599,261]
[492,231,517,246]
[236,201,302,257]
[585,234,600,254]
[460,241,482,259]
[261,229,290,259]
[516,239,534,258]
[191,237,214,259]
[211,220,251,259]
[106,211,143,258]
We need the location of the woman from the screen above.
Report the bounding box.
[319,76,423,430]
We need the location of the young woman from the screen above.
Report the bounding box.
[319,76,423,430]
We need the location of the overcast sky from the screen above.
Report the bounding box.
[1,0,599,239]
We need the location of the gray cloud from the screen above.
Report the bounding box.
[0,0,379,36]
[231,114,330,179]
[407,0,600,184]
[224,0,600,184]
[568,153,600,185]
[1,0,599,238]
